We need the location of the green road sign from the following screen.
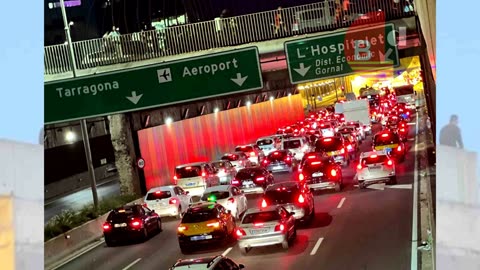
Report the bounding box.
[45,47,263,124]
[285,23,399,84]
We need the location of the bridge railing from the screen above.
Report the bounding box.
[44,0,415,75]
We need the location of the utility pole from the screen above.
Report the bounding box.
[60,0,99,210]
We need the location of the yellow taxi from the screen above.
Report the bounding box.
[177,202,236,254]
[372,130,406,162]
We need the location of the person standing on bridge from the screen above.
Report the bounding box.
[439,114,463,149]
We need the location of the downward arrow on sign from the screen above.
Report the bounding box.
[231,73,248,86]
[126,91,143,104]
[294,63,311,77]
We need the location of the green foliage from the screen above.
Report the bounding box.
[44,194,138,241]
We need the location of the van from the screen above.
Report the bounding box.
[280,136,312,160]
[256,136,282,156]
[173,162,220,195]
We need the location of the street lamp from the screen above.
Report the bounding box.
[269,96,274,101]
[246,101,252,106]
[65,131,76,143]
[214,107,220,113]
[165,117,173,125]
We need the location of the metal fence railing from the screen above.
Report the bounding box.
[44,0,416,75]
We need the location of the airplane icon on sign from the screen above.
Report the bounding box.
[157,68,172,83]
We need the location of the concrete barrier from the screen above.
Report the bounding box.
[44,197,143,269]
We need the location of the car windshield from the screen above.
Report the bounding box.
[146,190,171,200]
[363,155,389,165]
[268,151,288,161]
[211,162,227,169]
[257,139,274,146]
[175,166,201,178]
[264,187,299,204]
[236,170,261,179]
[182,209,217,223]
[201,191,230,202]
[235,146,253,152]
[339,128,355,133]
[108,206,140,222]
[302,161,325,173]
[316,138,343,152]
[221,154,239,161]
[242,211,281,224]
[283,140,302,149]
[374,133,400,145]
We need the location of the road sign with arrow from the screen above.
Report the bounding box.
[45,47,263,124]
[284,23,399,84]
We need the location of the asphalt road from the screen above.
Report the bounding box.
[55,117,421,270]
[44,178,121,223]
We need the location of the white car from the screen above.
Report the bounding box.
[144,185,192,219]
[200,185,248,220]
[356,151,397,188]
[256,136,281,156]
[280,136,311,161]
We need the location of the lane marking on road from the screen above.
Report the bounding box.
[50,239,105,270]
[385,184,413,190]
[122,258,142,270]
[367,183,386,190]
[310,237,324,255]
[222,247,233,257]
[410,108,420,270]
[337,197,346,208]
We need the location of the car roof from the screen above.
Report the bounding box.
[176,162,206,168]
[187,202,218,212]
[147,186,175,193]
[172,255,222,268]
[244,205,279,215]
[266,181,299,191]
[257,136,275,140]
[360,150,388,157]
[210,160,230,163]
[203,185,231,193]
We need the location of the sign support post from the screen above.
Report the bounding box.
[60,0,98,210]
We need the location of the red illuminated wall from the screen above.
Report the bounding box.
[138,95,304,190]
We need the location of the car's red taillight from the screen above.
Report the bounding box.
[340,148,345,154]
[173,175,178,181]
[263,159,268,165]
[169,198,177,205]
[298,194,305,204]
[397,145,402,152]
[357,164,363,170]
[201,172,206,177]
[299,173,305,181]
[178,225,188,233]
[130,219,142,228]
[250,152,255,157]
[330,169,337,177]
[236,228,246,237]
[227,197,235,204]
[274,224,285,232]
[206,221,220,228]
[102,223,111,231]
[261,199,268,208]
[232,179,239,185]
[387,160,393,166]
[256,177,265,181]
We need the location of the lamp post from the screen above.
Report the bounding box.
[59,0,99,210]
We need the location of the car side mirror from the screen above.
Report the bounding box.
[239,264,245,269]
[226,210,232,215]
[150,210,155,214]
[233,164,237,167]
[289,212,295,216]
[185,191,190,195]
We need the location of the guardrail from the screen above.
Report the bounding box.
[44,0,415,75]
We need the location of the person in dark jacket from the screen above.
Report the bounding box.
[439,114,463,149]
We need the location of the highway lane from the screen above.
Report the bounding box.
[55,118,419,270]
[45,177,120,223]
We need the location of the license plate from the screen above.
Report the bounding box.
[274,166,283,170]
[250,229,269,235]
[114,223,127,228]
[312,172,323,177]
[243,181,253,186]
[185,182,196,187]
[369,165,382,170]
[191,235,212,241]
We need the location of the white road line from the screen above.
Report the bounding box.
[222,247,233,257]
[411,110,419,270]
[337,197,346,208]
[50,239,105,270]
[310,237,324,255]
[122,258,142,270]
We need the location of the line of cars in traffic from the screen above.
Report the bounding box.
[101,92,416,268]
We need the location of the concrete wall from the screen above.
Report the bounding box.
[414,0,436,80]
[436,145,478,205]
[0,140,43,270]
[137,95,304,190]
[44,164,117,201]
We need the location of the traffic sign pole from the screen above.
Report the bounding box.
[59,0,99,211]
